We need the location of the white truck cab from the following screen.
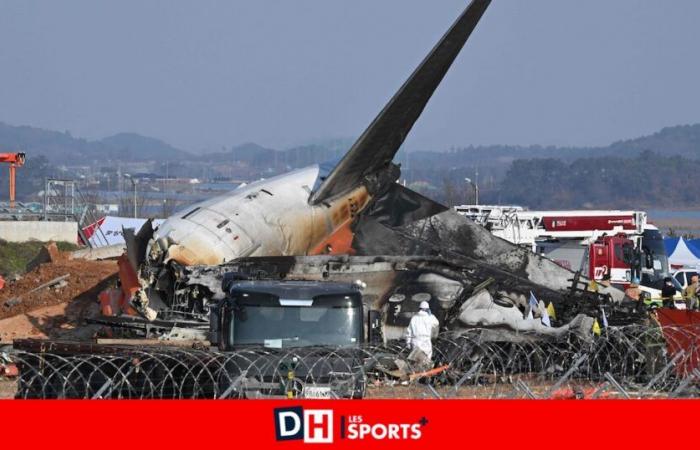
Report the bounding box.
[672,268,700,290]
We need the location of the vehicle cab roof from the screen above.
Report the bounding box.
[224,279,360,300]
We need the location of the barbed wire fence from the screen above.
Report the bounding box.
[2,325,700,399]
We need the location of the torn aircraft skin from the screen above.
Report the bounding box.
[169,254,639,344]
[119,0,636,341]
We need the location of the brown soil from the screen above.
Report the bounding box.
[0,255,117,321]
[0,299,105,343]
[0,379,16,399]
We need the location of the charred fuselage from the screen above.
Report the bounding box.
[118,0,641,342]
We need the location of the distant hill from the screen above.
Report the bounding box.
[98,133,192,161]
[424,124,700,209]
[0,122,192,164]
[4,120,700,209]
[202,142,277,166]
[605,124,700,157]
[0,122,94,163]
[497,150,697,209]
[401,123,700,169]
[399,124,700,204]
[5,120,698,169]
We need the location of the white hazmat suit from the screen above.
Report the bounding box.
[405,307,439,360]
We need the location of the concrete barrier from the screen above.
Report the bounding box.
[0,221,77,243]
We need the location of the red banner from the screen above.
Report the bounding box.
[1,400,697,448]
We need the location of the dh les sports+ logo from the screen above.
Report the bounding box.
[273,406,426,444]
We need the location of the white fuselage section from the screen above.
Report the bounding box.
[152,165,369,266]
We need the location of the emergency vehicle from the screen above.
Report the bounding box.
[454,206,673,297]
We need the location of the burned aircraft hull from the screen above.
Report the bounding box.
[151,165,371,266]
[171,252,635,344]
[111,0,642,341]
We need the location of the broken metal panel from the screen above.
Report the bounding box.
[184,255,403,309]
[166,253,634,344]
[356,183,448,229]
[455,289,595,341]
[354,203,626,302]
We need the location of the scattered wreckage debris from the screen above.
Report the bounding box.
[0,242,118,344]
[0,257,689,399]
[69,244,125,261]
[0,255,117,321]
[1,351,18,379]
[128,254,642,343]
[86,314,208,340]
[3,274,70,308]
[1,364,18,378]
[408,365,451,382]
[548,386,613,400]
[95,338,210,348]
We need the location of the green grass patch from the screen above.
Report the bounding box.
[0,240,79,277]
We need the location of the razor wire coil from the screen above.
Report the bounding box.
[4,325,700,399]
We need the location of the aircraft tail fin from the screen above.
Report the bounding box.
[310,0,491,205]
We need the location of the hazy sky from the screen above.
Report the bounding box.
[1,0,699,152]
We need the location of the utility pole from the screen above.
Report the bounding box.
[465,176,479,205]
[123,173,137,218]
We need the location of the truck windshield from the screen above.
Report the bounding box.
[640,229,670,289]
[231,298,362,348]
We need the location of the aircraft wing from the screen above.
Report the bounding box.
[309,0,491,205]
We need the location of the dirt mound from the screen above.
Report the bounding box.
[0,258,117,320]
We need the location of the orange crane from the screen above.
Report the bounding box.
[0,152,26,208]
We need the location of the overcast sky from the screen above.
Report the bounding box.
[1,0,699,152]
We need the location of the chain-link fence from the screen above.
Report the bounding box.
[3,325,700,399]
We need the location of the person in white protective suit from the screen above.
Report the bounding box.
[404,301,440,371]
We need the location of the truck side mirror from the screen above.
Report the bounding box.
[367,310,382,345]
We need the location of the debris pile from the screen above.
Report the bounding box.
[0,243,117,342]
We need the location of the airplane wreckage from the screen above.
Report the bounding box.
[106,0,645,344]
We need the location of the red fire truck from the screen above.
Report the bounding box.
[454,206,671,293]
